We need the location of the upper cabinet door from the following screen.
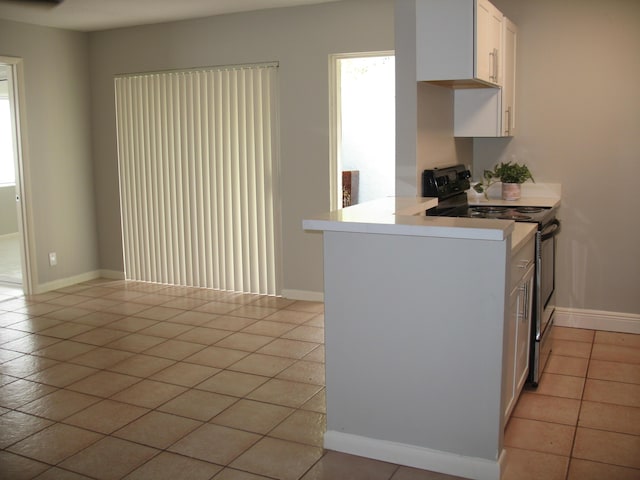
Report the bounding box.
[416,0,503,87]
[476,0,503,86]
[502,17,518,136]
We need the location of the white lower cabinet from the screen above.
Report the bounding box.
[503,236,535,423]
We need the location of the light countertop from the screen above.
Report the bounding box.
[468,183,561,208]
[303,196,514,241]
[304,186,559,243]
[511,223,537,252]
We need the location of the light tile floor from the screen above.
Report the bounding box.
[0,278,638,480]
[503,325,640,480]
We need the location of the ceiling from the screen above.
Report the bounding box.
[0,0,340,32]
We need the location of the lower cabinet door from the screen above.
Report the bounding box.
[504,263,535,424]
[515,265,535,394]
[503,284,519,422]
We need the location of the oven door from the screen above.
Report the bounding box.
[538,219,560,337]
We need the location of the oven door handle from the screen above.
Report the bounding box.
[541,219,561,241]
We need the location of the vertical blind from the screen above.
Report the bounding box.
[114,64,280,295]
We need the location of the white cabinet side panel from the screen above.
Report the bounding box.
[416,0,474,81]
[323,230,508,460]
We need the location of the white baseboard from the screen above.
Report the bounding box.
[34,269,126,293]
[34,270,104,294]
[281,289,324,302]
[555,307,640,335]
[0,232,19,240]
[98,269,125,280]
[324,430,503,480]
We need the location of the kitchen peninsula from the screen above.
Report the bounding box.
[303,197,537,480]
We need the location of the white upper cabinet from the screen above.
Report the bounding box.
[416,0,503,87]
[476,0,503,86]
[454,13,518,136]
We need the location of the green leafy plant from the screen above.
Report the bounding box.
[473,161,534,198]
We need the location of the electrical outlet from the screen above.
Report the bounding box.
[49,252,57,267]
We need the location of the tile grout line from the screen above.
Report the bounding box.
[563,330,595,480]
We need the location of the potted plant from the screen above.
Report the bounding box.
[472,161,534,200]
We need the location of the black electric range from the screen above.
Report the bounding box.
[421,164,557,226]
[421,164,561,387]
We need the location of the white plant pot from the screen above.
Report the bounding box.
[501,183,521,201]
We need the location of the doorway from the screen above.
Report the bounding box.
[0,65,21,287]
[329,52,395,210]
[0,58,32,295]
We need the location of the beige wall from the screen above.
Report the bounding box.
[89,0,394,294]
[472,0,640,314]
[0,20,99,287]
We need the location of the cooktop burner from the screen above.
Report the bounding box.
[467,206,533,221]
[516,206,544,214]
[471,206,509,214]
[498,213,533,221]
[455,206,553,224]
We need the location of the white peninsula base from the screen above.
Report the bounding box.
[303,197,523,480]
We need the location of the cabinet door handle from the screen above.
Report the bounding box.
[517,284,526,320]
[504,108,509,136]
[505,107,511,136]
[518,259,533,269]
[489,50,495,82]
[489,48,499,83]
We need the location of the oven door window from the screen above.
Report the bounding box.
[540,234,555,311]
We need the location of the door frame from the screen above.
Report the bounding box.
[1,56,35,295]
